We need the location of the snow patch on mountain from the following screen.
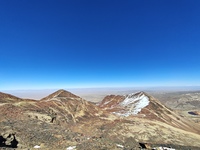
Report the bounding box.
[102,99,113,106]
[66,146,76,150]
[115,92,149,117]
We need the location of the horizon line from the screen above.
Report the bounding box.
[2,85,200,91]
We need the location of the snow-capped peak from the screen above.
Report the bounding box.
[121,92,146,106]
[115,92,149,117]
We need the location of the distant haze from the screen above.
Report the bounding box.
[3,86,200,102]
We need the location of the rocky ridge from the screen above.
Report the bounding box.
[0,90,200,149]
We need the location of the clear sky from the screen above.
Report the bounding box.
[1,0,200,90]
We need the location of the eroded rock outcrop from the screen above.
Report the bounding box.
[0,133,18,148]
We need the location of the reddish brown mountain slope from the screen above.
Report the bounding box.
[0,92,23,103]
[99,91,200,134]
[40,89,80,101]
[1,90,200,149]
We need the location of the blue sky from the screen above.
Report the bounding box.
[1,0,200,90]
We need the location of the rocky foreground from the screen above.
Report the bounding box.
[0,90,200,150]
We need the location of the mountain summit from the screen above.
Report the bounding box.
[99,91,150,116]
[114,91,150,116]
[40,89,80,101]
[99,91,200,133]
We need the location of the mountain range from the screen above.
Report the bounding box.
[0,89,200,150]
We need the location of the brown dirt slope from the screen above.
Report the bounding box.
[0,90,200,149]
